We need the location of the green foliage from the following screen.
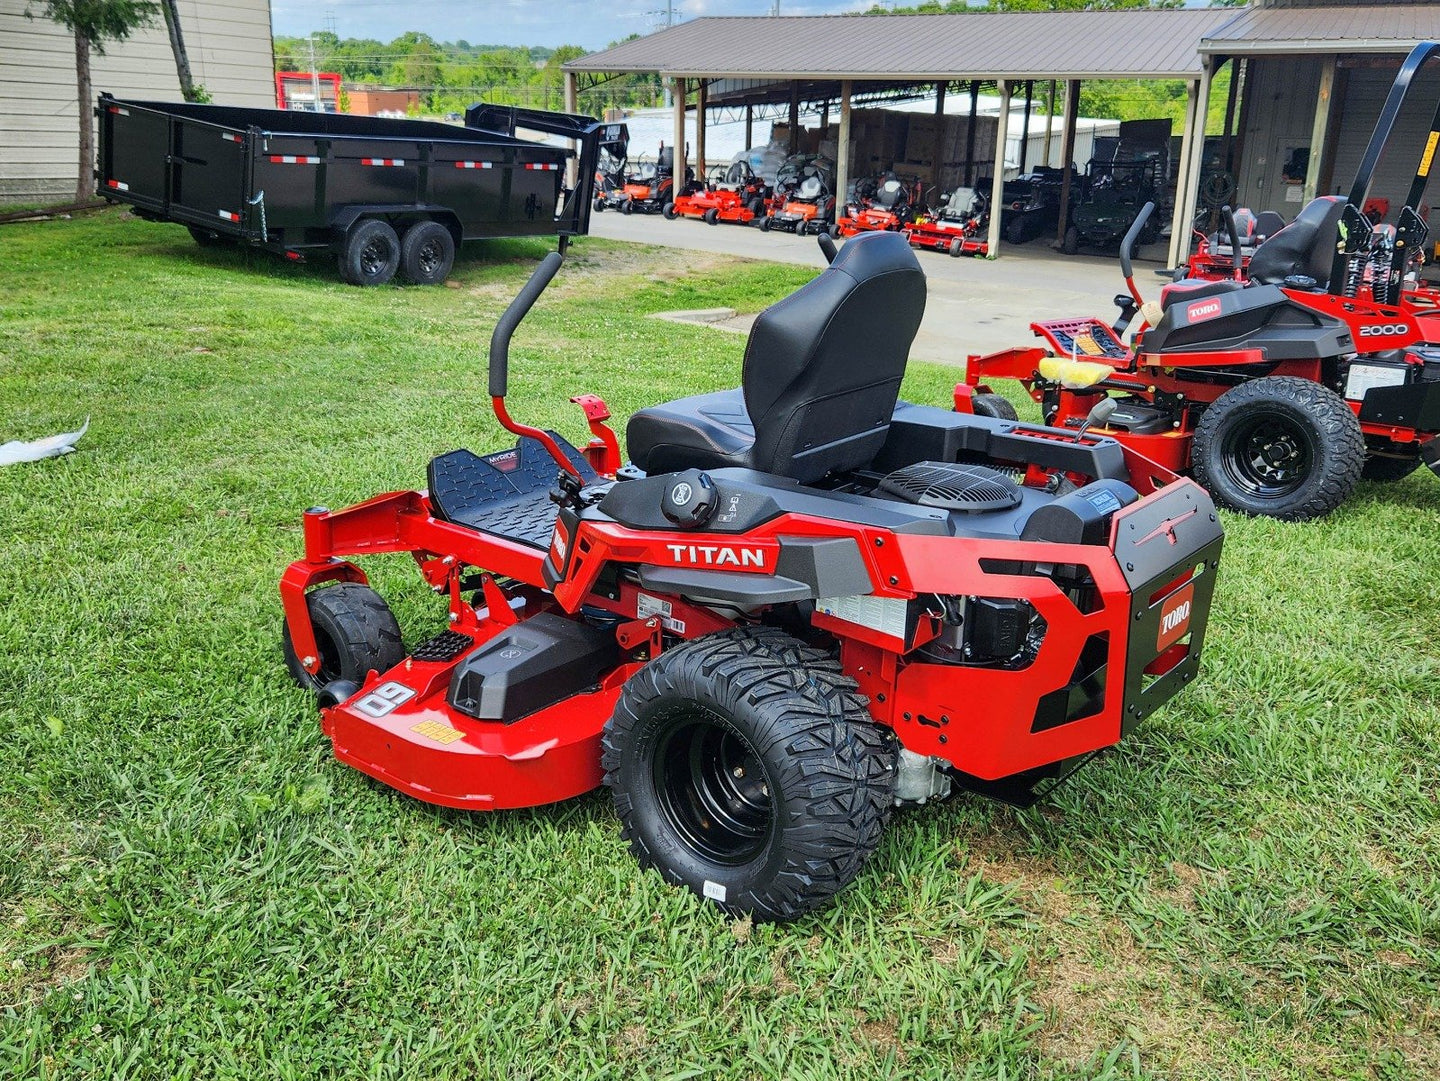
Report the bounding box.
[273,33,662,115]
[1,209,1437,1079]
[25,0,156,52]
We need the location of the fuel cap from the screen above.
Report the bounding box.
[660,470,717,527]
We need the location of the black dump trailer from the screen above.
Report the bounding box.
[96,95,628,285]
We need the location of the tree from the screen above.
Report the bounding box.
[28,0,158,202]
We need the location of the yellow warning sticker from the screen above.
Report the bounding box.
[1073,332,1103,356]
[411,719,467,745]
[1420,131,1439,178]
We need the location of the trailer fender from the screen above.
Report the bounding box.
[329,205,460,249]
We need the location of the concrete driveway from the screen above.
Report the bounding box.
[589,210,1173,367]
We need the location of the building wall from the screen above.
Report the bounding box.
[347,89,422,117]
[1327,59,1440,212]
[1233,54,1325,217]
[0,0,274,203]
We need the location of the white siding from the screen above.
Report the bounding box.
[0,0,275,202]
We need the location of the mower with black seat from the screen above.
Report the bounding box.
[607,144,694,215]
[667,158,771,226]
[281,230,1224,922]
[759,155,836,236]
[906,186,990,258]
[834,172,922,238]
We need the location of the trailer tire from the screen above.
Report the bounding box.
[281,583,404,693]
[1191,377,1364,521]
[704,208,719,225]
[972,392,1020,422]
[1062,226,1080,255]
[188,225,231,248]
[602,629,894,922]
[340,219,400,286]
[400,221,455,285]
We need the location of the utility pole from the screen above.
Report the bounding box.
[308,36,322,112]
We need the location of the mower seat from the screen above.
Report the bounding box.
[1247,196,1345,286]
[626,230,927,483]
[1160,277,1247,311]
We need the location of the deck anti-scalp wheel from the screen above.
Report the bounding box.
[602,628,894,921]
[1191,376,1364,520]
[972,392,1020,422]
[282,583,404,693]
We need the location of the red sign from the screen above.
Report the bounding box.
[1186,298,1224,323]
[1156,582,1196,651]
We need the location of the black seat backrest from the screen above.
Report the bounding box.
[742,231,926,483]
[1248,196,1345,285]
[656,145,673,176]
[1254,210,1286,241]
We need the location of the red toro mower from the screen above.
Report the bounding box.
[281,230,1223,921]
[966,42,1440,521]
[834,172,922,238]
[1179,207,1286,282]
[759,155,836,236]
[905,186,991,258]
[665,158,771,225]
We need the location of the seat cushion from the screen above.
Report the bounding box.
[626,388,754,475]
[1160,277,1247,311]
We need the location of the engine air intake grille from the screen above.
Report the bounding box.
[877,461,1023,513]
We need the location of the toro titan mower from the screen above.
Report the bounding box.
[905,186,990,258]
[665,157,771,225]
[280,229,1224,922]
[596,143,693,215]
[760,155,836,236]
[966,42,1440,522]
[834,172,922,238]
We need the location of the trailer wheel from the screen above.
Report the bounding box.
[400,221,455,285]
[1191,377,1364,521]
[188,225,231,248]
[1062,226,1080,255]
[340,219,400,286]
[602,629,894,922]
[972,392,1020,422]
[281,583,404,693]
[661,202,677,220]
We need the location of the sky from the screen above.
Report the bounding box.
[270,0,878,51]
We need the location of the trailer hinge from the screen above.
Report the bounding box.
[248,189,267,239]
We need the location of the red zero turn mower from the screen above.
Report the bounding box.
[966,46,1440,521]
[281,231,1223,920]
[667,160,771,226]
[760,157,836,236]
[835,173,922,238]
[905,186,991,258]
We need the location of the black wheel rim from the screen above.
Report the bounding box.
[360,238,391,278]
[417,237,443,276]
[311,623,343,685]
[1219,410,1314,498]
[653,707,774,866]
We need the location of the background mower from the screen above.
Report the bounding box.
[280,230,1223,922]
[601,143,692,215]
[759,155,836,235]
[666,158,770,225]
[905,186,990,258]
[1063,120,1171,255]
[999,167,1081,246]
[834,172,921,237]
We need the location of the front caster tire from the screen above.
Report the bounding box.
[281,583,405,692]
[972,392,1020,421]
[1191,376,1364,520]
[703,208,719,225]
[602,629,894,922]
[661,202,677,220]
[757,216,772,232]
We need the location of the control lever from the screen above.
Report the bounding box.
[1076,396,1118,441]
[816,231,838,264]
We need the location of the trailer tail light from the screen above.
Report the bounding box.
[361,158,405,167]
[524,163,560,171]
[455,161,495,169]
[285,251,304,262]
[106,179,129,191]
[268,155,319,164]
[218,210,240,222]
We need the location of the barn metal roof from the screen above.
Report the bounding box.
[565,10,1234,82]
[1200,4,1439,55]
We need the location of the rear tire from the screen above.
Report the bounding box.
[1005,217,1026,245]
[602,629,894,922]
[339,219,400,286]
[1062,225,1080,255]
[746,197,765,217]
[972,392,1020,421]
[399,221,455,285]
[1191,377,1364,520]
[281,583,405,692]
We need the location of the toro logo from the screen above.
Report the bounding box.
[665,543,766,568]
[1156,582,1196,652]
[1185,298,1225,323]
[1358,323,1410,338]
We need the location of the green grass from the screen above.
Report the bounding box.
[1,209,1437,1080]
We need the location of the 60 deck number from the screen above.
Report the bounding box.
[353,681,416,718]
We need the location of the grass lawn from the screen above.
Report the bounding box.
[1,208,1437,1080]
